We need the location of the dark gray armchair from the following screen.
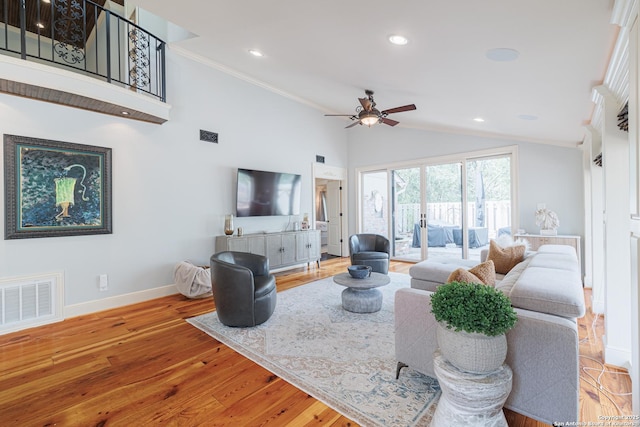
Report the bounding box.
[348,234,391,274]
[210,251,277,327]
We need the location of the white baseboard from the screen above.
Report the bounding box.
[64,284,179,319]
[591,294,605,314]
[603,336,632,370]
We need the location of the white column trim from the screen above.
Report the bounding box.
[612,0,639,27]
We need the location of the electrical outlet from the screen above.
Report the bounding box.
[99,274,108,291]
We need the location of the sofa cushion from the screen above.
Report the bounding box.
[495,257,532,296]
[468,260,496,286]
[536,244,577,256]
[508,266,585,318]
[446,268,483,284]
[409,258,478,284]
[487,240,526,274]
[528,253,579,273]
[446,260,496,286]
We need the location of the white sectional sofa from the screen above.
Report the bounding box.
[395,244,586,425]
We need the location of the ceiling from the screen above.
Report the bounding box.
[131,0,618,147]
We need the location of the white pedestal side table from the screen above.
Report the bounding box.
[431,350,512,427]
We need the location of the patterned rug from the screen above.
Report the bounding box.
[187,272,440,427]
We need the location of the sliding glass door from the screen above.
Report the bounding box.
[465,156,512,260]
[391,167,422,260]
[357,147,516,263]
[425,162,464,260]
[360,170,389,236]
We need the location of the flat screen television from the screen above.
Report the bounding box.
[236,168,302,217]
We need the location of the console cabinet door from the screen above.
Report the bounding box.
[247,235,266,256]
[216,236,248,253]
[295,231,321,263]
[227,237,248,252]
[296,232,310,262]
[266,235,284,267]
[281,234,296,265]
[216,235,265,255]
[308,230,321,260]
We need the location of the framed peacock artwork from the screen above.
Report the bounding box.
[4,134,112,239]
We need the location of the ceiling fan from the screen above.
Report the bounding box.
[325,89,416,129]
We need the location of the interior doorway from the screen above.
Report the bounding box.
[312,163,348,259]
[315,178,342,258]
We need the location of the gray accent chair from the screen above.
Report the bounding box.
[210,251,277,327]
[349,234,391,274]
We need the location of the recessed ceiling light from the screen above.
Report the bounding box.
[486,48,520,62]
[248,49,264,57]
[517,114,538,121]
[121,111,130,115]
[36,22,45,29]
[473,117,485,123]
[388,35,408,46]
[42,0,50,3]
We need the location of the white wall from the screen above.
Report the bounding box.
[0,49,347,310]
[346,125,585,239]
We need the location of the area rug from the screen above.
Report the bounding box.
[187,272,440,427]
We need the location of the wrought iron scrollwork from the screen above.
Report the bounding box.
[128,28,151,90]
[53,0,86,65]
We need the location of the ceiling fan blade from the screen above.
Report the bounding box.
[345,121,361,129]
[381,104,416,115]
[381,117,400,127]
[359,97,372,111]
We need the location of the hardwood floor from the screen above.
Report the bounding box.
[0,258,632,426]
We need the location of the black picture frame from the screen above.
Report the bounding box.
[4,134,112,239]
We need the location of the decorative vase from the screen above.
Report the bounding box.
[224,214,234,236]
[436,322,507,374]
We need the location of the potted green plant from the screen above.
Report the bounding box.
[430,281,518,374]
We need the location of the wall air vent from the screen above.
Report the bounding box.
[0,272,64,335]
[200,130,219,143]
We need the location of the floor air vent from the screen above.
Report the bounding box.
[0,272,64,334]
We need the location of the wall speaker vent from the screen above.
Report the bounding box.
[0,272,64,335]
[200,130,219,143]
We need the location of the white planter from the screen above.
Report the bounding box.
[436,322,507,374]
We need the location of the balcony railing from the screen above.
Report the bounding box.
[0,0,166,102]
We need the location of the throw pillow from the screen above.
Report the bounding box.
[487,239,526,275]
[468,260,496,287]
[446,268,484,285]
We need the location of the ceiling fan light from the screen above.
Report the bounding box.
[361,114,379,127]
